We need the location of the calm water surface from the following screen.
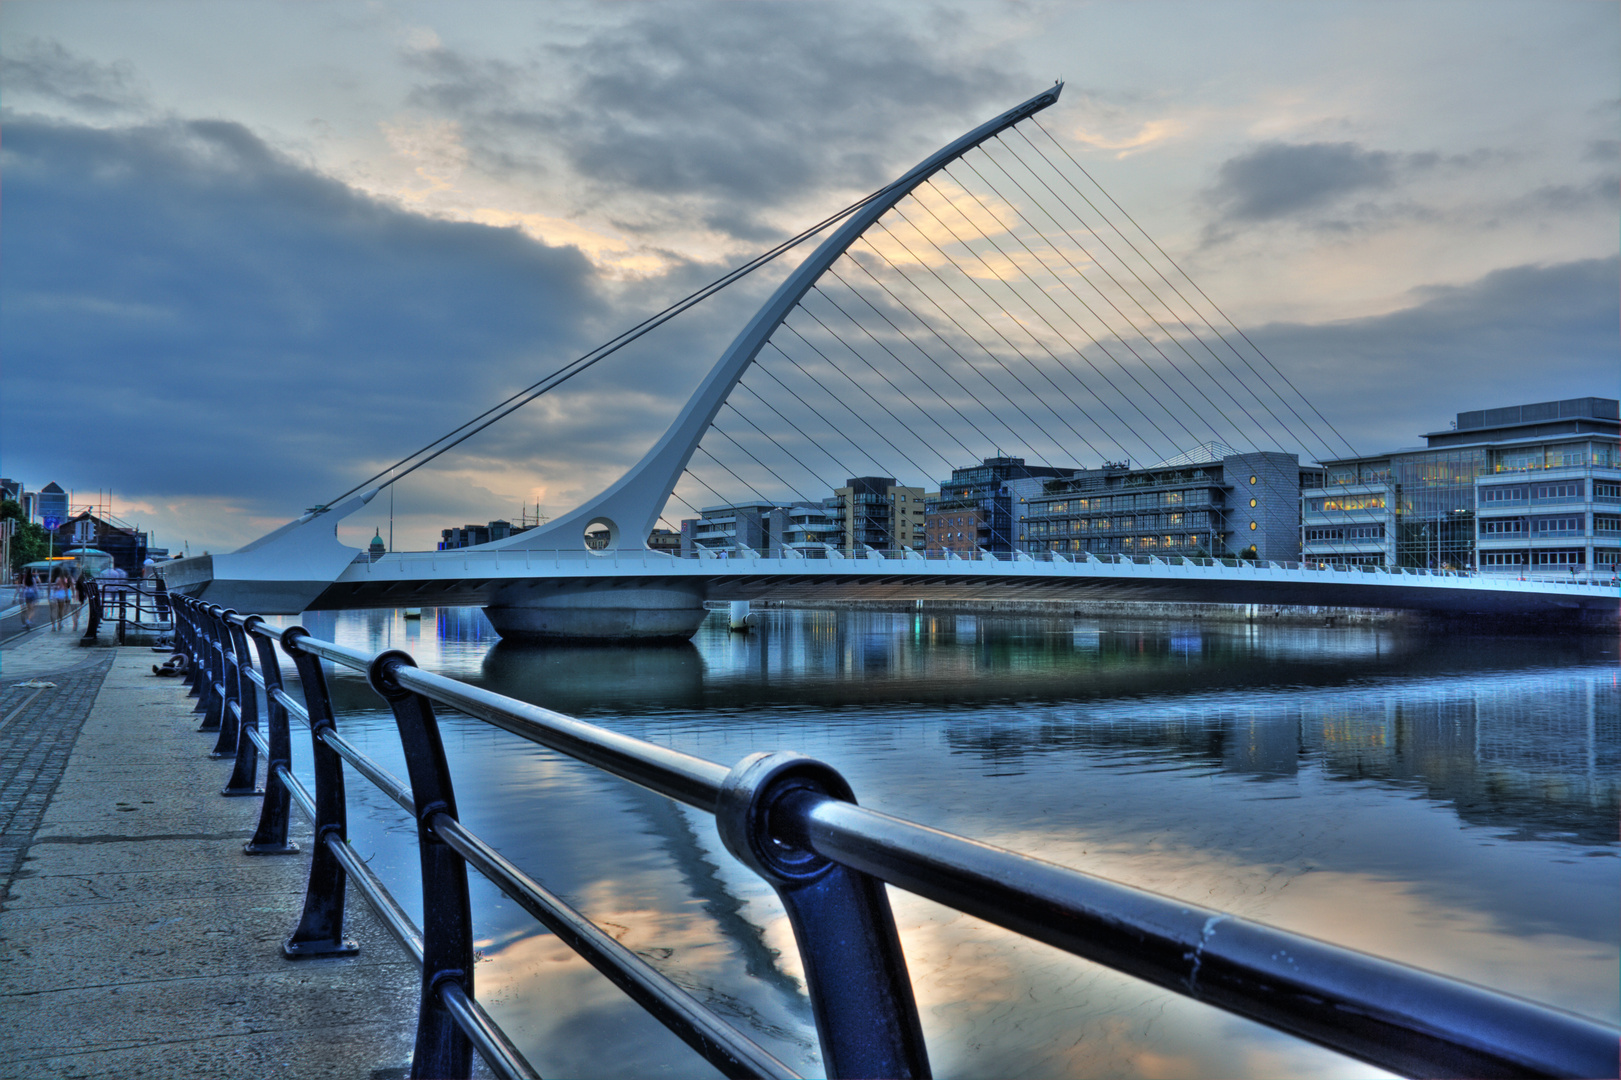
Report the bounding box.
[275,608,1618,1079]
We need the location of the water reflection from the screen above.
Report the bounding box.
[300,607,1617,1079]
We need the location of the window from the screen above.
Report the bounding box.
[1249,521,1258,531]
[1531,482,1582,501]
[1596,515,1621,535]
[1595,482,1621,502]
[1480,518,1525,535]
[1531,549,1585,565]
[1249,475,1257,485]
[1249,498,1257,508]
[1479,485,1527,505]
[1482,551,1526,566]
[1310,494,1385,512]
[1531,516,1583,536]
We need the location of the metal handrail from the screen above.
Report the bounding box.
[165,594,1617,1080]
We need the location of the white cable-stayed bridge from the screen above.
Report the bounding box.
[159,85,1617,636]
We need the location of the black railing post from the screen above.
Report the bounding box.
[716,751,930,1080]
[244,623,299,855]
[182,598,205,697]
[368,649,475,1080]
[197,604,225,728]
[220,616,264,796]
[279,626,359,959]
[79,583,102,645]
[209,609,243,758]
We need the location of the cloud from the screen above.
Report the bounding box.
[1208,141,1411,222]
[0,114,619,534]
[2,38,148,115]
[402,4,1019,242]
[1247,256,1620,456]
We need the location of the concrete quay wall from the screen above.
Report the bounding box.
[0,628,419,1078]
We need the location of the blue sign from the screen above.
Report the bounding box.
[42,516,60,530]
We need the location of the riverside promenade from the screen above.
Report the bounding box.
[0,624,420,1078]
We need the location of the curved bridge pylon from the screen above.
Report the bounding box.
[491,83,1063,557]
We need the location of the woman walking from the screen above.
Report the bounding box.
[17,571,40,630]
[49,569,71,631]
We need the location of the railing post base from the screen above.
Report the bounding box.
[220,785,265,797]
[244,839,300,856]
[283,936,360,959]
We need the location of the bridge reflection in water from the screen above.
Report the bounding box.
[285,607,1616,1079]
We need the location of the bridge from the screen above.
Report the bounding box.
[158,85,1618,635]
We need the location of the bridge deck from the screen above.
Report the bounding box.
[290,549,1619,619]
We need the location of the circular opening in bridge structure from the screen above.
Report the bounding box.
[1249,498,1258,508]
[583,517,620,553]
[1249,521,1258,531]
[1249,475,1257,485]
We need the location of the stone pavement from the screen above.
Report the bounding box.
[0,628,423,1078]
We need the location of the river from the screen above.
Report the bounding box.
[275,607,1618,1079]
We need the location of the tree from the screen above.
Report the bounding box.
[2,500,50,574]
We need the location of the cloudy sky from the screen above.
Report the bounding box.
[2,1,1615,555]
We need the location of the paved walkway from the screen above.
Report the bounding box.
[0,628,421,1077]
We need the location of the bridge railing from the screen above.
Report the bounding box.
[166,593,1615,1080]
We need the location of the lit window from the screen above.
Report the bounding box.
[1249,475,1257,485]
[1249,498,1257,508]
[1249,521,1258,531]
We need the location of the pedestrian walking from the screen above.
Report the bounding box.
[49,570,71,631]
[16,571,40,630]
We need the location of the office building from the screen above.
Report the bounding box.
[833,477,927,552]
[1022,448,1309,561]
[926,457,1072,554]
[1302,397,1619,576]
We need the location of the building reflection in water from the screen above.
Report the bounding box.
[305,607,1617,1080]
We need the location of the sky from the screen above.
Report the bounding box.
[1,1,1615,555]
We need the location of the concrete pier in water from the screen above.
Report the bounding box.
[0,624,418,1078]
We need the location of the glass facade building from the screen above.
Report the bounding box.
[1302,397,1619,577]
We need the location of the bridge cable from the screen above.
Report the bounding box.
[777,316,950,480]
[800,287,980,461]
[731,377,861,483]
[975,144,1324,465]
[831,252,1058,466]
[925,170,1196,457]
[321,182,899,507]
[1024,119,1359,459]
[809,275,1005,464]
[881,204,1137,462]
[719,396,845,499]
[964,143,1316,517]
[860,222,1110,464]
[902,182,1181,465]
[941,159,1305,514]
[824,262,1041,463]
[705,419,820,508]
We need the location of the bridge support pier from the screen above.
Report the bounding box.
[728,601,751,633]
[482,581,708,642]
